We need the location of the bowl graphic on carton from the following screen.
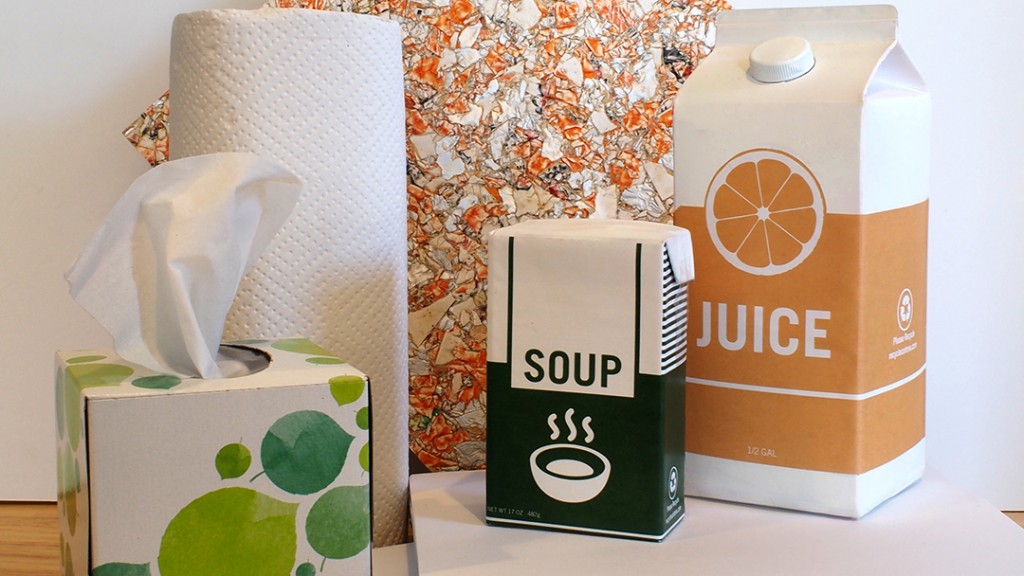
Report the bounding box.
[530,443,611,503]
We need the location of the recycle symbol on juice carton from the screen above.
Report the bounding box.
[57,339,371,576]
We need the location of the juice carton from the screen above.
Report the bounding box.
[673,5,929,517]
[486,219,694,540]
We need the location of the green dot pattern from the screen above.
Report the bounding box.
[305,357,344,365]
[159,487,298,576]
[271,339,336,357]
[132,374,182,390]
[329,376,366,407]
[260,411,353,495]
[91,562,152,576]
[305,484,371,561]
[215,443,252,480]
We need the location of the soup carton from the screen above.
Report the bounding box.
[486,219,694,540]
[673,5,929,517]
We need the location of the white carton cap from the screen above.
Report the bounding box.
[748,36,815,83]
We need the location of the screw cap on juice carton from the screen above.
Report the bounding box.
[749,36,814,83]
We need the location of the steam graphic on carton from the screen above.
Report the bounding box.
[531,408,611,503]
[546,408,595,444]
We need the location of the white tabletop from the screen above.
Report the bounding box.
[408,469,1024,575]
[373,542,418,575]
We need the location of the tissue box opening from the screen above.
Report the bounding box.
[215,343,271,378]
[55,338,372,576]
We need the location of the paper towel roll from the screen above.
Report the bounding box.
[170,8,409,546]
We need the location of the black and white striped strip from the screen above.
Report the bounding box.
[661,247,688,373]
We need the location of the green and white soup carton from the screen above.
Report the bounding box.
[486,219,695,540]
[55,338,372,576]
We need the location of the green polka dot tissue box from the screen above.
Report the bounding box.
[54,338,372,576]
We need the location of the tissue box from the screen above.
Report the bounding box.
[673,6,928,517]
[55,338,371,576]
[485,219,694,540]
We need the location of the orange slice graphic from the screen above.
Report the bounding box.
[705,149,824,276]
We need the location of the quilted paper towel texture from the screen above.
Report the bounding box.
[170,8,409,546]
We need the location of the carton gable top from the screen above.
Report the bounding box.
[493,218,685,243]
[716,5,897,45]
[490,219,694,284]
[683,4,926,104]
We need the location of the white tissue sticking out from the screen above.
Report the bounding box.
[66,153,302,379]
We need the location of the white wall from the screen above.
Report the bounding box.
[3,0,1023,508]
[0,0,263,500]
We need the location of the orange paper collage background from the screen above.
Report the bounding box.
[127,0,730,472]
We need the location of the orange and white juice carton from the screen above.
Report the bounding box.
[673,5,929,517]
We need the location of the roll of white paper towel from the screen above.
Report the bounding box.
[170,7,409,546]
